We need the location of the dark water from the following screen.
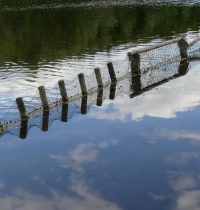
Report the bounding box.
[1,1,200,210]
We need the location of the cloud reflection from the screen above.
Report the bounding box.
[0,139,121,210]
[88,63,200,121]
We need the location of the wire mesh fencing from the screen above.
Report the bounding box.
[0,35,199,139]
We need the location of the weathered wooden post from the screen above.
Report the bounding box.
[107,62,117,83]
[61,104,68,122]
[78,73,88,96]
[107,62,117,100]
[42,110,49,132]
[129,52,142,96]
[20,118,28,139]
[16,97,29,119]
[78,73,88,114]
[38,86,49,111]
[58,80,68,103]
[178,38,188,59]
[94,68,103,106]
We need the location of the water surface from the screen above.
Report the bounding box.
[0,1,200,210]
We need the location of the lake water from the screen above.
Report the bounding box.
[0,1,200,210]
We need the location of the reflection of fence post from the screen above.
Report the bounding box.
[38,86,49,111]
[20,119,28,139]
[42,110,49,131]
[16,97,29,119]
[58,80,68,103]
[107,62,117,83]
[107,62,117,100]
[129,52,142,97]
[61,104,68,122]
[78,73,88,114]
[109,83,117,100]
[94,68,103,106]
[15,97,29,139]
[178,38,188,59]
[178,60,189,75]
[58,80,68,122]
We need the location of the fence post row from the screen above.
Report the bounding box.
[2,36,193,138]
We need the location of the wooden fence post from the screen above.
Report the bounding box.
[78,73,88,96]
[178,38,188,59]
[78,73,88,114]
[38,86,49,110]
[16,97,29,119]
[58,80,68,103]
[178,60,189,75]
[107,62,117,83]
[129,53,142,94]
[94,68,103,106]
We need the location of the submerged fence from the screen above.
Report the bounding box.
[0,36,200,139]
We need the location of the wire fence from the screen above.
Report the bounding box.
[0,36,199,139]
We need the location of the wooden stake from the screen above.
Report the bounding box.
[38,86,49,110]
[94,68,103,88]
[58,80,68,103]
[16,97,28,119]
[130,53,142,94]
[178,38,188,59]
[107,62,117,83]
[94,68,103,106]
[178,60,189,75]
[78,73,88,96]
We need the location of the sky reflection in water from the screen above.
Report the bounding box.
[0,61,200,209]
[0,1,200,209]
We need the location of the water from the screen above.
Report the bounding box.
[0,3,200,117]
[0,1,200,209]
[1,60,200,209]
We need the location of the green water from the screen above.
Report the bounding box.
[0,6,199,65]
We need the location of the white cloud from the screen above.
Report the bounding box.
[174,190,200,210]
[167,152,200,165]
[0,179,122,210]
[150,129,200,143]
[88,63,200,121]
